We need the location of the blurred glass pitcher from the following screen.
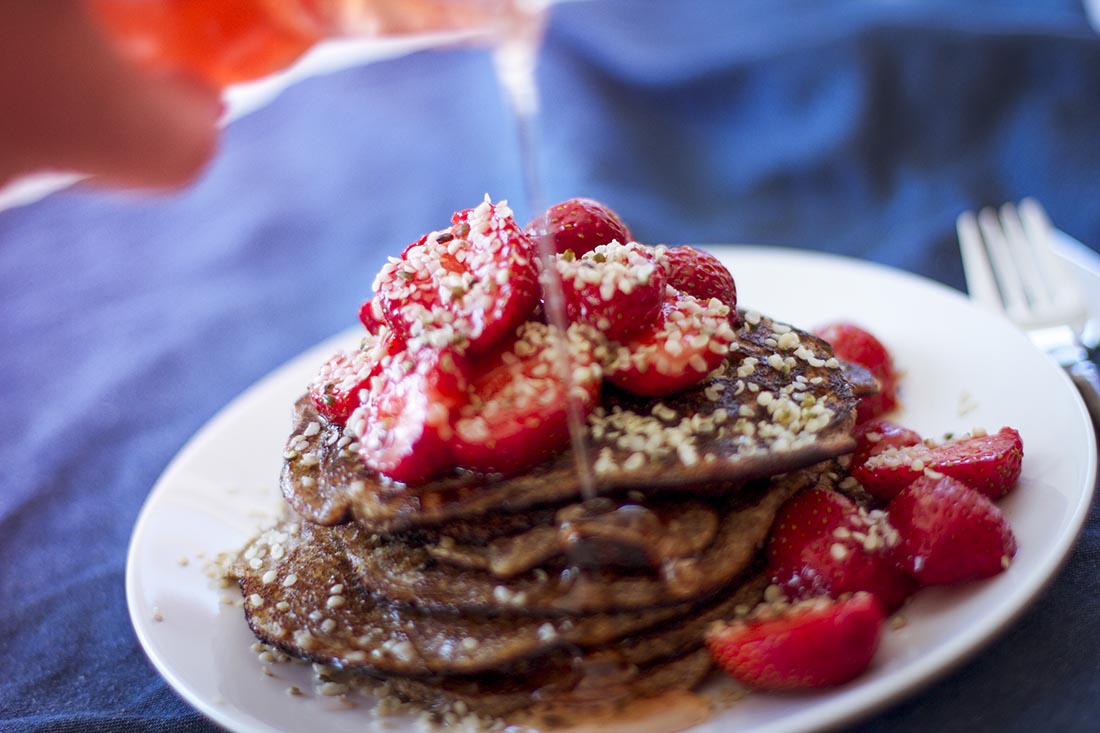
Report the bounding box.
[89,0,543,88]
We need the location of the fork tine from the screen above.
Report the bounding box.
[957,210,1003,310]
[998,202,1053,311]
[1018,198,1087,316]
[977,206,1030,319]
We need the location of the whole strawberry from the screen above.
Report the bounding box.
[526,197,633,257]
[706,593,884,690]
[888,474,1017,585]
[657,245,738,319]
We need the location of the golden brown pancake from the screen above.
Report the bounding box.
[335,467,822,615]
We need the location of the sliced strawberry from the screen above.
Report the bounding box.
[357,297,386,334]
[706,593,884,690]
[656,245,738,323]
[815,322,899,423]
[766,487,855,572]
[767,487,913,612]
[853,427,1024,501]
[777,533,915,614]
[850,418,923,470]
[554,241,665,341]
[307,329,399,426]
[526,197,632,257]
[887,474,1017,585]
[352,346,468,485]
[815,322,895,384]
[373,197,540,357]
[604,287,736,397]
[451,322,603,475]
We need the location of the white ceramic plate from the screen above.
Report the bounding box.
[127,247,1097,733]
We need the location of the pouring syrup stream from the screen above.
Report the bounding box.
[492,12,598,500]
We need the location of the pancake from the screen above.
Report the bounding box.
[236,512,770,678]
[236,519,699,676]
[233,462,836,678]
[419,496,724,579]
[282,313,864,533]
[336,465,829,616]
[235,460,824,677]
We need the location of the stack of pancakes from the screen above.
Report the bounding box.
[231,312,871,722]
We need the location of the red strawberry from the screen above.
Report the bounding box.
[374,197,539,357]
[353,345,468,485]
[656,245,738,322]
[357,297,386,334]
[815,322,898,423]
[526,197,632,257]
[706,593,884,690]
[767,487,913,612]
[554,241,666,341]
[767,487,855,572]
[850,418,923,470]
[451,322,602,475]
[603,287,736,397]
[853,427,1024,501]
[307,329,399,425]
[887,474,1017,585]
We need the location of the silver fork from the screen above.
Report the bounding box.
[957,198,1100,424]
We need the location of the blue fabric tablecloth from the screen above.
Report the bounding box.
[2,1,1099,731]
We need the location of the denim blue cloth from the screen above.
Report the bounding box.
[1,1,1098,731]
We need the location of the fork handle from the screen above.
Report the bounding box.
[1068,360,1100,428]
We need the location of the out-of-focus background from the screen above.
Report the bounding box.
[1,1,1098,732]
